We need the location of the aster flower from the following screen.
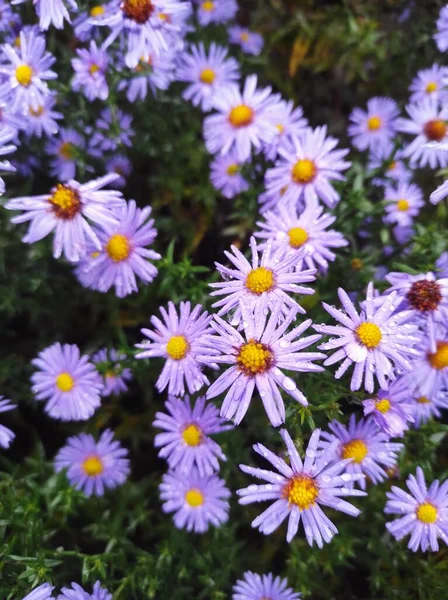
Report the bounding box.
[383,182,424,227]
[237,428,365,546]
[262,99,308,160]
[430,179,448,205]
[5,173,124,262]
[0,1,16,34]
[55,429,130,496]
[368,149,411,186]
[176,42,240,112]
[135,301,214,397]
[362,377,415,437]
[434,5,448,52]
[31,343,103,421]
[58,581,111,600]
[153,395,232,475]
[385,467,448,552]
[410,64,448,104]
[14,0,79,30]
[160,467,230,532]
[0,397,16,449]
[0,127,16,195]
[408,383,448,427]
[45,128,85,181]
[198,299,325,426]
[0,97,24,136]
[71,41,109,101]
[92,348,132,396]
[232,572,301,600]
[396,98,448,169]
[196,0,237,26]
[406,324,448,398]
[118,50,176,101]
[0,30,57,113]
[74,199,160,298]
[319,415,404,490]
[348,97,400,158]
[314,282,421,393]
[255,203,348,273]
[106,154,132,188]
[21,584,55,600]
[210,149,250,199]
[229,26,264,56]
[203,75,278,162]
[263,126,351,212]
[89,108,134,155]
[73,3,119,42]
[25,92,63,138]
[437,251,448,278]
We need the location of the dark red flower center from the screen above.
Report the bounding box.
[121,0,154,24]
[406,280,442,312]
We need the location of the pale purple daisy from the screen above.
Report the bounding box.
[210,237,316,325]
[209,149,250,199]
[92,348,132,396]
[406,324,448,398]
[396,98,448,169]
[74,199,160,297]
[106,154,132,188]
[73,3,119,42]
[430,179,448,205]
[198,299,325,426]
[262,99,308,160]
[263,126,351,212]
[25,92,63,138]
[55,429,130,496]
[13,0,79,30]
[0,127,16,195]
[362,377,415,437]
[0,397,15,449]
[135,301,215,397]
[118,50,176,101]
[314,282,421,393]
[71,41,109,101]
[255,203,348,274]
[385,467,448,552]
[203,75,278,162]
[319,415,404,490]
[368,149,411,186]
[196,0,237,26]
[5,173,124,262]
[0,30,57,113]
[232,572,301,600]
[89,108,134,155]
[434,5,448,52]
[0,97,23,136]
[21,584,55,600]
[153,394,232,475]
[176,42,240,111]
[408,383,448,427]
[437,251,448,278]
[348,97,400,158]
[237,428,366,546]
[228,26,264,56]
[159,467,230,533]
[31,342,103,421]
[58,581,111,600]
[410,64,448,104]
[383,182,424,227]
[46,128,85,181]
[0,1,16,34]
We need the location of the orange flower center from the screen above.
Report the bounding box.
[424,119,447,142]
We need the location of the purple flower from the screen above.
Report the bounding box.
[73,3,119,42]
[0,1,16,34]
[406,324,448,398]
[89,108,134,155]
[20,0,78,30]
[71,41,109,101]
[0,397,15,449]
[203,75,278,162]
[135,301,214,397]
[232,572,301,600]
[228,26,264,56]
[263,126,351,212]
[25,92,63,138]
[362,377,415,437]
[319,415,404,490]
[92,348,132,396]
[74,199,160,297]
[0,127,16,195]
[434,5,448,52]
[348,97,400,158]
[409,64,448,104]
[199,299,325,426]
[437,251,448,278]
[21,584,55,600]
[118,50,176,101]
[314,283,421,393]
[55,429,130,496]
[210,237,316,324]
[255,203,348,273]
[5,173,124,262]
[31,343,103,421]
[385,467,448,552]
[368,149,411,186]
[430,179,448,205]
[106,154,132,188]
[396,98,448,169]
[262,99,308,161]
[58,581,111,600]
[46,127,85,181]
[196,0,237,26]
[209,149,250,199]
[177,42,240,112]
[160,467,230,532]
[153,395,232,475]
[383,182,424,227]
[237,428,366,546]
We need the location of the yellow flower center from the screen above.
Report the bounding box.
[367,116,382,131]
[288,227,308,248]
[356,322,382,348]
[185,488,204,507]
[49,184,82,220]
[121,0,154,23]
[229,104,254,128]
[91,250,101,258]
[90,5,105,17]
[82,455,104,476]
[417,396,430,404]
[89,63,100,75]
[29,105,44,117]
[105,234,131,262]
[240,32,249,42]
[342,439,368,464]
[199,68,215,84]
[245,266,275,295]
[182,424,202,447]
[14,36,21,48]
[226,163,239,176]
[276,123,285,134]
[201,1,214,11]
[388,161,397,171]
[375,398,391,414]
[397,199,409,211]
[351,258,363,271]
[291,159,316,183]
[424,119,447,142]
[16,64,33,87]
[59,142,76,160]
[237,339,272,375]
[416,502,437,524]
[426,82,438,93]
[56,372,75,392]
[283,475,319,510]
[428,342,448,370]
[166,335,189,360]
[105,369,115,379]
